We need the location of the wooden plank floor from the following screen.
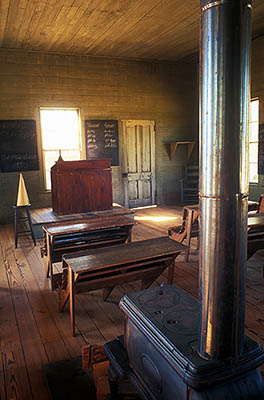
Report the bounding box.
[0,205,263,399]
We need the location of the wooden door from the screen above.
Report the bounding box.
[122,120,155,208]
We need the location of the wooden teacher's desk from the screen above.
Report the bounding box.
[51,159,113,215]
[59,237,188,336]
[41,216,134,289]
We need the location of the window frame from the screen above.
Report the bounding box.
[249,98,259,184]
[39,107,82,191]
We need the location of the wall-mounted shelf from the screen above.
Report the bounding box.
[165,141,195,160]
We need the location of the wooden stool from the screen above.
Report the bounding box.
[13,204,36,248]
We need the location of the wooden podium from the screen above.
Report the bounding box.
[51,159,113,215]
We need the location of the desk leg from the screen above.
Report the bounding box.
[69,268,75,337]
[167,256,176,285]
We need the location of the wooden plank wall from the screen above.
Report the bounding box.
[0,49,198,223]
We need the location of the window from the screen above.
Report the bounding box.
[249,99,259,183]
[40,108,81,190]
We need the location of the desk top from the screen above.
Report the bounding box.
[42,215,134,236]
[63,237,188,273]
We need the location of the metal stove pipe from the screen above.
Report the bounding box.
[199,0,251,360]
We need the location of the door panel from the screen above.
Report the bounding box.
[122,120,155,208]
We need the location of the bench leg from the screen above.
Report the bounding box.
[102,287,115,302]
[59,264,73,312]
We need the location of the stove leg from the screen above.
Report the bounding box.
[108,363,120,399]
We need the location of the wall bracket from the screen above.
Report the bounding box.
[165,141,195,160]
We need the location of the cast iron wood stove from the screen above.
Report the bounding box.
[105,1,264,398]
[105,284,264,399]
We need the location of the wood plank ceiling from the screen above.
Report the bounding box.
[0,0,264,62]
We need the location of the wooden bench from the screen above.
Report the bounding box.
[41,216,134,289]
[59,237,188,336]
[168,204,199,262]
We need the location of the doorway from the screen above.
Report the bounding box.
[122,120,156,208]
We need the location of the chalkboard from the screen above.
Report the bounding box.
[258,124,264,174]
[85,120,119,166]
[0,120,39,172]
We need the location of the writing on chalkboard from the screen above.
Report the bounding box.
[86,129,98,150]
[85,120,119,166]
[0,120,39,173]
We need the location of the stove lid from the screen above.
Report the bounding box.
[120,284,199,365]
